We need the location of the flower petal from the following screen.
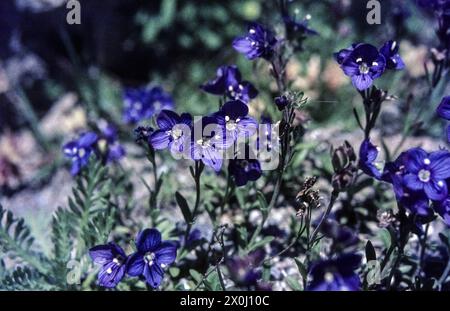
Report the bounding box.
[126,253,145,277]
[155,242,177,265]
[143,263,164,288]
[136,228,162,253]
[150,130,170,150]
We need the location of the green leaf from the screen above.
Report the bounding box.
[256,191,269,218]
[169,267,180,278]
[285,276,303,291]
[189,269,203,284]
[365,240,377,262]
[175,191,192,223]
[247,236,274,253]
[294,258,308,283]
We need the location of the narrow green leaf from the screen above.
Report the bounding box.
[175,191,192,223]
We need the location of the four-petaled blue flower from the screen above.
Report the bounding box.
[98,123,126,163]
[307,253,361,291]
[150,110,193,156]
[127,228,177,289]
[190,116,228,172]
[62,132,98,175]
[123,86,174,124]
[89,242,127,288]
[201,65,258,103]
[359,139,383,179]
[340,43,386,91]
[380,40,405,70]
[335,41,405,91]
[213,100,258,142]
[403,148,450,201]
[233,22,278,60]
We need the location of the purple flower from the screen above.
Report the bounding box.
[89,242,127,288]
[123,87,174,124]
[320,219,359,248]
[307,254,361,291]
[434,197,450,225]
[228,144,262,187]
[437,96,450,142]
[127,228,177,289]
[403,148,450,201]
[98,124,125,163]
[134,126,154,144]
[274,95,289,111]
[359,139,383,179]
[379,40,405,70]
[233,22,278,60]
[190,116,228,172]
[62,132,98,175]
[200,65,258,103]
[381,152,434,217]
[150,110,192,156]
[333,44,359,65]
[213,100,258,142]
[227,250,265,287]
[437,96,450,120]
[337,43,386,90]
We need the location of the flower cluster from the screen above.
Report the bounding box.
[135,63,265,186]
[89,228,177,288]
[334,41,404,90]
[62,124,125,175]
[359,131,450,226]
[123,86,174,124]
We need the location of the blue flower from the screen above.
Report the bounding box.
[437,96,450,120]
[190,116,229,172]
[127,228,177,289]
[150,110,192,156]
[213,100,258,142]
[379,40,405,70]
[403,148,450,201]
[227,249,265,287]
[274,95,289,111]
[337,43,386,90]
[123,87,174,124]
[233,22,278,60]
[98,123,126,163]
[134,126,154,144]
[359,139,383,179]
[307,254,361,291]
[320,219,359,248]
[201,65,258,103]
[333,44,359,65]
[62,132,98,175]
[89,242,128,288]
[437,96,450,142]
[434,196,450,225]
[228,144,262,187]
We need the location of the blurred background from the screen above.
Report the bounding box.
[0,0,448,254]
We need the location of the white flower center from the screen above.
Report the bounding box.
[359,62,370,74]
[170,128,183,140]
[78,148,86,158]
[418,169,431,183]
[144,252,156,266]
[324,272,334,283]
